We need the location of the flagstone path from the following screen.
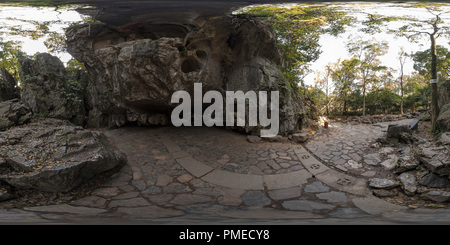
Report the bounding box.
[1,118,449,224]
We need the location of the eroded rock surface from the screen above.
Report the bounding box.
[0,69,19,102]
[0,99,32,130]
[66,16,306,135]
[0,118,126,192]
[19,53,88,126]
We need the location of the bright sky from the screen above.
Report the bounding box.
[0,4,87,63]
[1,2,450,83]
[304,2,450,85]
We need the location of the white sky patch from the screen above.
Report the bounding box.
[0,5,87,64]
[304,2,450,85]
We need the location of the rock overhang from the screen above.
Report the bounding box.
[4,0,310,136]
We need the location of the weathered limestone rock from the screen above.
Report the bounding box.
[380,154,398,170]
[438,75,450,108]
[19,53,87,126]
[436,103,450,133]
[0,69,19,101]
[415,145,449,177]
[0,118,126,192]
[394,154,420,174]
[65,16,306,135]
[386,124,410,138]
[418,173,449,188]
[422,190,450,203]
[292,132,309,143]
[0,99,32,130]
[440,132,450,145]
[246,135,261,143]
[397,172,417,195]
[368,178,399,189]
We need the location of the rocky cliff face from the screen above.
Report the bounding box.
[19,53,88,126]
[0,69,19,102]
[437,76,450,132]
[66,15,306,136]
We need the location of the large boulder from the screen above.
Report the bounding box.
[66,16,306,135]
[0,118,126,192]
[436,103,450,133]
[0,69,19,101]
[19,53,88,126]
[0,99,32,130]
[437,76,450,132]
[438,75,450,108]
[415,144,449,177]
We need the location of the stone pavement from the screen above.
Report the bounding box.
[0,119,449,224]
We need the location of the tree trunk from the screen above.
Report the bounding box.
[400,74,404,115]
[362,84,366,116]
[430,33,440,132]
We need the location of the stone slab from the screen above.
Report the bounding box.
[295,151,330,175]
[201,169,264,190]
[315,169,367,195]
[291,145,308,154]
[267,187,302,200]
[171,150,191,159]
[176,156,213,177]
[264,169,312,190]
[352,195,407,215]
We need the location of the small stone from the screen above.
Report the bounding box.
[156,174,173,186]
[346,159,362,169]
[418,173,450,188]
[144,186,162,194]
[267,187,302,200]
[317,191,347,203]
[0,189,16,202]
[176,174,193,183]
[304,181,329,193]
[292,133,309,143]
[380,155,398,170]
[364,153,381,166]
[394,155,420,173]
[163,183,191,194]
[397,172,417,195]
[372,189,397,197]
[171,194,214,205]
[422,190,450,203]
[92,187,121,197]
[368,178,399,189]
[379,147,395,154]
[241,191,271,206]
[439,132,450,145]
[247,135,261,143]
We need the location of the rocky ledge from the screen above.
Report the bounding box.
[0,118,126,200]
[369,123,450,204]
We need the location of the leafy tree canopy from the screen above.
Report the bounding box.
[235,4,354,87]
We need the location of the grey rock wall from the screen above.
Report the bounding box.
[66,15,306,136]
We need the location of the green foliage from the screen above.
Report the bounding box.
[236,4,354,88]
[44,32,67,54]
[365,88,401,115]
[0,40,29,81]
[411,45,450,79]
